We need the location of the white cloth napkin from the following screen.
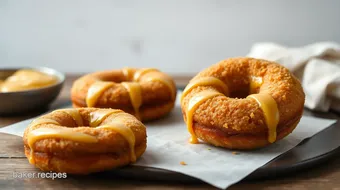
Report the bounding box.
[247,42,340,112]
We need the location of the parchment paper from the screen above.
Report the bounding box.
[0,92,336,189]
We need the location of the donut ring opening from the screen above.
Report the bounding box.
[71,68,177,121]
[23,108,147,174]
[181,57,305,149]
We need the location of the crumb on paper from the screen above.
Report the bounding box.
[232,152,239,155]
[180,161,187,165]
[207,148,211,150]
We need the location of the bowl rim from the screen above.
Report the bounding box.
[0,67,65,94]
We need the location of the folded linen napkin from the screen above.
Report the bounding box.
[247,42,340,112]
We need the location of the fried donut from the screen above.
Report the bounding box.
[180,57,305,149]
[23,108,147,174]
[71,68,177,121]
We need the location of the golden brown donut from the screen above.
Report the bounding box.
[180,57,305,150]
[71,68,177,121]
[23,108,147,174]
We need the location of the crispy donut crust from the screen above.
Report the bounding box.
[71,68,177,121]
[23,108,147,174]
[181,57,305,149]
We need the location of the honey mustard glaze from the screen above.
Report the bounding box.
[134,68,175,99]
[186,90,223,144]
[181,77,228,103]
[53,109,83,126]
[248,76,279,143]
[89,109,123,127]
[122,67,135,80]
[143,71,176,100]
[123,68,175,118]
[98,120,136,162]
[27,128,98,164]
[27,110,137,164]
[0,69,58,92]
[133,68,159,81]
[247,94,279,143]
[29,118,61,128]
[86,81,114,107]
[27,118,61,164]
[97,112,137,162]
[121,82,142,119]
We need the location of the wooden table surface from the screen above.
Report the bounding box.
[1,74,340,190]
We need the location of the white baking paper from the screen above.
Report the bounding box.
[0,92,337,189]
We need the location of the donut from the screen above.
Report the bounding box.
[71,68,177,121]
[23,108,147,174]
[180,57,305,149]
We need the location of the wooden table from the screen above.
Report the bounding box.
[1,74,340,190]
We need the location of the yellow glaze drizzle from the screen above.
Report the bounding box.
[121,82,142,119]
[143,72,176,100]
[26,111,137,164]
[122,67,134,80]
[89,109,122,127]
[27,118,61,164]
[98,120,136,162]
[54,109,83,126]
[28,128,98,148]
[27,127,98,164]
[181,77,228,103]
[186,90,223,144]
[249,76,263,94]
[29,118,60,129]
[0,69,58,92]
[247,94,279,143]
[122,68,176,118]
[86,81,114,107]
[133,68,159,81]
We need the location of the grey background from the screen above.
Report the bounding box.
[1,0,339,74]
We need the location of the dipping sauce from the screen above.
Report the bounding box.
[0,69,59,92]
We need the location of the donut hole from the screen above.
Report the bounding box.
[228,85,262,99]
[229,89,250,99]
[228,76,262,99]
[48,110,98,128]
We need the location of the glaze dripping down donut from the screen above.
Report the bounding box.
[181,57,305,150]
[71,68,177,121]
[23,108,147,174]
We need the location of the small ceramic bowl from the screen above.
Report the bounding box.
[0,67,65,115]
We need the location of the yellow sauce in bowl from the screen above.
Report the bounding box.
[0,69,59,92]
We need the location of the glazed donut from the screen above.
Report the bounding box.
[71,68,176,121]
[180,57,305,149]
[23,108,147,174]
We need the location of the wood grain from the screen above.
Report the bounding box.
[0,74,340,190]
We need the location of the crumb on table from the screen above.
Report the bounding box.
[180,161,187,165]
[232,152,240,155]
